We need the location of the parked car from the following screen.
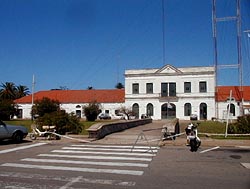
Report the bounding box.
[190,114,198,120]
[0,120,28,143]
[111,113,126,120]
[141,114,149,119]
[98,113,111,120]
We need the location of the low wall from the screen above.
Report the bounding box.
[87,118,152,139]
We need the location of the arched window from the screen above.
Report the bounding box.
[161,103,176,119]
[76,110,81,118]
[200,103,207,120]
[227,103,235,116]
[147,103,154,117]
[184,103,192,116]
[132,103,139,119]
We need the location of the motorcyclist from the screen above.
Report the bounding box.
[185,123,193,146]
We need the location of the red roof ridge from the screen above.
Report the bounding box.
[14,89,125,104]
[216,86,250,102]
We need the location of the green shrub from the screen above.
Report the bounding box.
[31,97,60,118]
[83,101,100,121]
[36,110,82,135]
[228,115,250,134]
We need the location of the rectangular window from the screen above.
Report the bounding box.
[146,83,153,94]
[169,83,176,96]
[132,83,139,94]
[184,82,191,93]
[161,83,168,97]
[199,81,207,93]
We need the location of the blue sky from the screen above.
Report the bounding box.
[0,0,249,92]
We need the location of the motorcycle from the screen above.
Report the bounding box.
[185,123,201,152]
[30,124,61,140]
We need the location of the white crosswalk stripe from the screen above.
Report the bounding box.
[1,144,158,177]
[62,146,158,153]
[51,149,156,156]
[2,163,145,176]
[71,144,160,149]
[38,153,153,161]
[22,158,149,167]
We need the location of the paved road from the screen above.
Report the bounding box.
[0,121,249,189]
[0,141,159,189]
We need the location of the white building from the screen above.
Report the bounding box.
[14,89,125,119]
[216,86,250,120]
[125,64,216,120]
[14,64,250,121]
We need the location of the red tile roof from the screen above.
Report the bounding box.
[14,86,250,104]
[14,89,125,104]
[216,86,250,102]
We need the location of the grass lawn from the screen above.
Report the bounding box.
[179,120,226,133]
[5,120,33,132]
[4,119,113,135]
[4,119,250,139]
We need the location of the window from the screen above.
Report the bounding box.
[115,110,119,115]
[169,83,176,96]
[227,97,235,101]
[17,109,23,118]
[227,103,235,116]
[132,83,139,94]
[200,103,207,119]
[199,81,207,93]
[161,82,176,97]
[184,103,192,116]
[184,82,191,93]
[146,83,153,94]
[147,103,154,116]
[161,83,168,97]
[76,110,81,118]
[132,103,139,119]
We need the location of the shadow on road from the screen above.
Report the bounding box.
[0,139,32,146]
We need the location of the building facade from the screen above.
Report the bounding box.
[216,86,250,120]
[14,89,125,119]
[125,64,216,120]
[14,65,250,121]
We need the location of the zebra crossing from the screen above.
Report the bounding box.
[1,144,159,177]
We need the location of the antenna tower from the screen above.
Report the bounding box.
[212,0,243,117]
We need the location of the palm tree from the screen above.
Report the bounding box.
[0,82,16,100]
[115,82,124,89]
[15,85,30,98]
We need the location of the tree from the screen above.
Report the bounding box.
[32,97,82,134]
[0,99,15,120]
[83,101,100,121]
[0,82,16,100]
[31,97,60,118]
[15,85,30,98]
[0,82,29,100]
[119,106,133,120]
[115,82,124,89]
[38,110,82,135]
[0,82,29,120]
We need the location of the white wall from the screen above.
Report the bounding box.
[125,65,216,120]
[18,102,125,120]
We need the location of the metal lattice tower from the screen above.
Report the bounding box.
[212,0,243,117]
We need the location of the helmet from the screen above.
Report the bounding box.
[188,123,193,129]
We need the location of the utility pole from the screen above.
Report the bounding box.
[31,74,35,121]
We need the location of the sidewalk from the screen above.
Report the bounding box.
[82,120,249,147]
